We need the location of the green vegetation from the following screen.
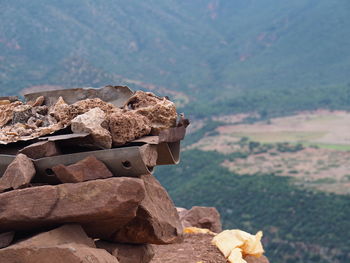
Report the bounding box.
[155,150,350,263]
[231,131,326,143]
[309,143,350,151]
[1,1,350,117]
[2,1,350,262]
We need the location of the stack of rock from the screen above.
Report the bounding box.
[177,206,223,233]
[0,86,189,263]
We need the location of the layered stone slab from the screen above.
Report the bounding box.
[0,153,35,193]
[0,224,119,263]
[0,178,145,239]
[96,240,154,263]
[112,174,183,244]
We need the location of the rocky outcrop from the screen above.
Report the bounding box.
[19,141,61,159]
[108,109,151,146]
[0,224,119,263]
[178,206,222,233]
[96,241,154,263]
[0,89,179,146]
[71,107,112,149]
[112,174,183,244]
[0,86,190,262]
[0,154,35,193]
[52,155,113,183]
[0,178,145,238]
[0,101,22,127]
[124,91,177,134]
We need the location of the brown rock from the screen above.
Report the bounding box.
[0,224,119,263]
[179,206,222,233]
[27,95,45,107]
[0,153,35,193]
[96,241,154,263]
[49,97,116,126]
[108,109,151,146]
[0,178,145,239]
[71,107,112,149]
[124,91,177,133]
[244,255,270,263]
[0,231,15,249]
[14,224,96,248]
[52,155,113,183]
[0,244,120,263]
[48,96,72,125]
[112,174,183,244]
[72,98,116,115]
[12,104,33,124]
[0,101,22,127]
[19,141,61,159]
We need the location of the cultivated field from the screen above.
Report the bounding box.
[217,110,350,150]
[188,110,350,194]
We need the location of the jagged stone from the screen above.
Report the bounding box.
[27,96,45,107]
[124,91,177,134]
[0,178,145,239]
[178,206,222,233]
[49,97,116,126]
[0,231,15,249]
[12,104,33,124]
[108,109,151,146]
[48,96,72,125]
[0,101,22,127]
[96,241,154,263]
[19,141,61,159]
[111,174,183,244]
[52,156,113,183]
[0,154,35,193]
[71,107,112,149]
[0,224,119,263]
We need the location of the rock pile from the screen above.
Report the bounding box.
[177,206,223,233]
[0,86,188,263]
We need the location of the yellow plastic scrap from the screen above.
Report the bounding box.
[211,230,264,263]
[241,231,263,257]
[184,227,216,235]
[228,248,247,263]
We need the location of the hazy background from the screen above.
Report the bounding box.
[1,1,350,262]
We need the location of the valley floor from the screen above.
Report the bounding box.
[187,110,350,195]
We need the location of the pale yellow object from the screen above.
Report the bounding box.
[228,248,246,263]
[183,227,216,235]
[211,230,264,263]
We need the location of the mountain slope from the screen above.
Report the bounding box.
[1,0,350,116]
[155,150,350,263]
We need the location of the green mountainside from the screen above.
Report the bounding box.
[1,0,350,116]
[155,149,350,263]
[1,1,350,263]
[155,122,350,263]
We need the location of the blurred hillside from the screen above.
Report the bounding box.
[1,1,350,263]
[1,0,350,116]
